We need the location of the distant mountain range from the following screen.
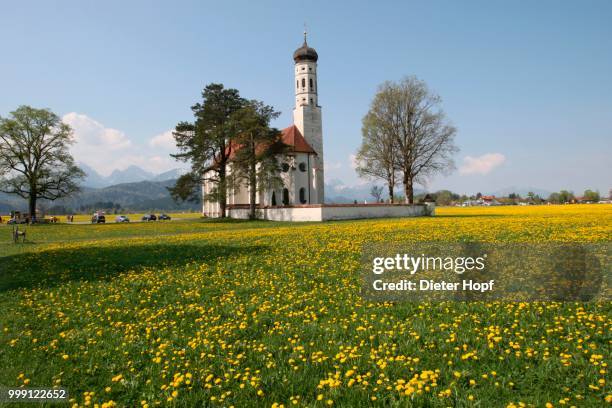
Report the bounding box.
[325,179,386,203]
[324,181,556,203]
[0,179,200,213]
[324,179,426,203]
[1,162,194,213]
[0,177,389,212]
[79,165,397,205]
[59,179,200,212]
[0,163,558,213]
[79,163,185,188]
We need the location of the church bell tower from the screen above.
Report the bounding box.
[292,30,324,203]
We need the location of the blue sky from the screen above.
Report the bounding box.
[1,0,610,195]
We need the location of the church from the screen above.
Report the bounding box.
[203,34,433,222]
[202,33,325,216]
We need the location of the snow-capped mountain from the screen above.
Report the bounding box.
[78,163,185,188]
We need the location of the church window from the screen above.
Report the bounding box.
[282,188,289,205]
[271,191,277,206]
[301,78,305,88]
[299,188,307,204]
[310,98,313,104]
[299,162,306,172]
[309,78,313,88]
[282,163,290,172]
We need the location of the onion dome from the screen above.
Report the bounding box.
[293,31,318,62]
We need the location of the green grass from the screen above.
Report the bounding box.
[0,206,610,407]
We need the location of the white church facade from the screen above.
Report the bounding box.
[203,34,434,221]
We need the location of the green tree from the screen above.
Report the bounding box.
[548,192,561,204]
[583,189,600,202]
[0,106,84,219]
[526,192,542,204]
[168,171,201,203]
[558,190,574,203]
[230,101,286,219]
[171,84,246,217]
[434,190,458,206]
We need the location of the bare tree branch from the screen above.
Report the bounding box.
[356,77,459,204]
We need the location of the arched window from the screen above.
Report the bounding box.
[298,162,306,172]
[301,78,305,88]
[299,188,307,204]
[296,80,299,89]
[282,188,289,205]
[309,78,313,89]
[271,191,277,206]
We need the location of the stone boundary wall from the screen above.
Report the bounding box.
[225,203,434,222]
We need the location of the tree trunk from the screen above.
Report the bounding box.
[404,178,414,204]
[407,183,414,204]
[388,171,395,203]
[404,174,414,204]
[218,165,227,218]
[29,193,37,223]
[249,138,257,220]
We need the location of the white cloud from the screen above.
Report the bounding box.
[63,112,131,151]
[63,112,183,176]
[149,130,175,149]
[349,154,358,169]
[324,161,342,170]
[459,153,506,175]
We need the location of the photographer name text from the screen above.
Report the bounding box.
[372,279,495,292]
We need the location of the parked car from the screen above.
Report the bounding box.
[158,214,171,221]
[91,213,106,224]
[141,214,157,222]
[115,215,130,223]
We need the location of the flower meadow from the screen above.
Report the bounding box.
[0,205,610,407]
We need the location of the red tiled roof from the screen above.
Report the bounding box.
[209,125,316,170]
[280,125,317,154]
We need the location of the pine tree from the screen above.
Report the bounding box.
[230,101,287,219]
